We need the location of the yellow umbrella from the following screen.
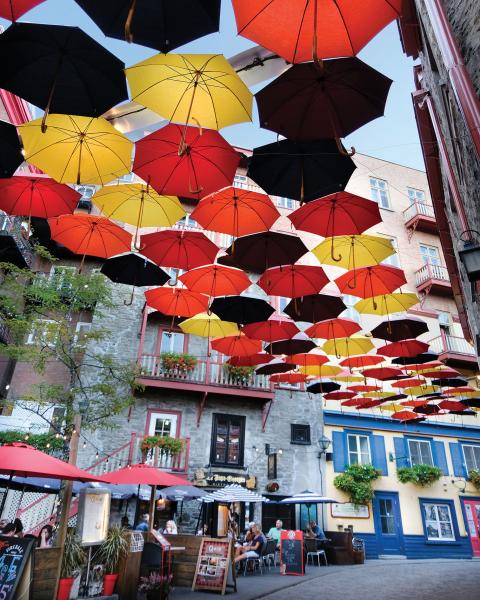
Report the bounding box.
[354,293,419,315]
[92,184,185,248]
[20,115,133,185]
[331,374,365,383]
[179,312,239,338]
[312,235,395,269]
[403,385,439,396]
[321,336,374,358]
[379,403,401,412]
[362,391,399,399]
[126,53,253,131]
[299,364,342,377]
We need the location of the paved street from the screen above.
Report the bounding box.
[170,560,480,600]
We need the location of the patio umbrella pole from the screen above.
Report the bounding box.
[0,473,13,517]
[148,484,157,529]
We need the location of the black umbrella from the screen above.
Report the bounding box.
[306,380,341,394]
[256,360,296,375]
[256,58,392,143]
[414,404,441,415]
[0,120,23,178]
[416,392,445,399]
[392,352,439,366]
[209,296,274,326]
[0,23,128,127]
[371,316,429,342]
[461,398,480,408]
[283,294,346,323]
[431,377,468,388]
[247,139,356,203]
[383,394,407,402]
[75,0,221,51]
[222,231,308,273]
[265,334,316,356]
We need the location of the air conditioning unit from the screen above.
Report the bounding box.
[438,312,450,326]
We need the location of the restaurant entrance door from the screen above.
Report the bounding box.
[373,491,405,555]
[462,498,480,557]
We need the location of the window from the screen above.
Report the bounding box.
[419,244,441,266]
[347,434,371,465]
[147,411,178,438]
[73,322,92,345]
[379,498,396,534]
[407,188,425,204]
[210,414,245,467]
[159,330,185,353]
[267,453,277,479]
[408,439,434,466]
[381,237,400,268]
[422,502,455,541]
[74,185,95,200]
[276,197,295,210]
[234,175,247,189]
[462,444,480,473]
[291,424,311,445]
[370,177,390,209]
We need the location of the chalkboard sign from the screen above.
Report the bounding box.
[280,530,304,576]
[192,538,236,595]
[0,536,35,600]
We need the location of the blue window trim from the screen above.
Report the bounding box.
[345,429,373,465]
[458,440,480,477]
[419,498,462,546]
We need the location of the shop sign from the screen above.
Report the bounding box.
[194,468,256,489]
[331,503,369,519]
[192,538,237,594]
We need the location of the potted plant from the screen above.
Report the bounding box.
[57,531,86,600]
[469,469,480,490]
[223,363,254,385]
[138,571,170,600]
[333,464,381,506]
[160,352,197,377]
[141,435,185,463]
[397,464,442,487]
[96,525,129,595]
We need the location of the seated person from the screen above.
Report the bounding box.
[267,519,284,548]
[234,524,266,565]
[163,520,178,534]
[135,514,150,532]
[306,520,328,549]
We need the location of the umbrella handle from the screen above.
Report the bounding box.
[124,286,135,306]
[334,137,355,157]
[330,236,342,263]
[125,0,138,42]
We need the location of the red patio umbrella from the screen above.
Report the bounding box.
[243,314,300,342]
[144,287,209,317]
[141,230,219,270]
[211,333,262,357]
[227,353,274,367]
[178,264,250,297]
[305,318,361,340]
[0,0,45,20]
[101,463,189,486]
[377,340,429,358]
[257,264,328,298]
[340,355,384,369]
[335,265,407,298]
[133,124,240,201]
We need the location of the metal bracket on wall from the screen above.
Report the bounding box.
[419,286,431,308]
[261,398,274,433]
[196,391,208,427]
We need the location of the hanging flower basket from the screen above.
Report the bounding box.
[160,352,197,378]
[223,363,254,385]
[141,436,184,462]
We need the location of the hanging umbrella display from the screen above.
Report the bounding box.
[370,316,429,342]
[133,124,240,201]
[0,0,45,20]
[209,296,274,326]
[0,120,23,178]
[283,293,346,323]
[256,359,297,375]
[306,380,341,394]
[335,265,407,298]
[355,293,419,315]
[232,0,402,63]
[242,314,300,342]
[75,0,221,51]
[377,339,429,358]
[227,353,274,367]
[211,333,262,357]
[126,53,252,130]
[265,333,316,356]
[191,186,280,238]
[257,264,329,298]
[286,352,329,367]
[179,312,239,338]
[348,384,381,393]
[20,114,133,185]
[247,139,356,202]
[141,230,219,270]
[340,355,384,369]
[305,318,361,340]
[178,264,251,297]
[362,366,406,381]
[0,23,128,126]
[391,378,426,389]
[321,336,374,358]
[431,377,468,388]
[270,372,309,384]
[313,235,395,269]
[256,58,392,144]
[392,352,439,366]
[144,287,209,318]
[299,364,342,377]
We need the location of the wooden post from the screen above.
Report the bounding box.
[52,414,81,599]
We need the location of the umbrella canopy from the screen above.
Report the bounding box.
[431,377,468,388]
[159,484,208,501]
[312,234,395,269]
[324,391,356,401]
[377,339,429,358]
[20,114,133,185]
[247,139,356,203]
[391,410,425,422]
[179,312,239,338]
[340,355,384,369]
[178,264,251,297]
[257,264,329,298]
[348,384,381,393]
[133,124,240,201]
[370,316,429,342]
[100,253,170,287]
[209,296,274,326]
[279,490,338,504]
[392,352,439,366]
[305,318,361,340]
[270,372,309,384]
[0,120,23,178]
[266,333,316,356]
[0,0,45,20]
[355,293,419,315]
[283,293,346,323]
[362,366,406,381]
[222,231,308,273]
[243,314,300,342]
[75,0,221,51]
[391,378,426,389]
[322,336,374,358]
[191,187,280,238]
[0,23,128,120]
[227,353,275,367]
[335,265,407,298]
[299,364,342,377]
[126,53,252,130]
[203,484,267,503]
[141,230,219,270]
[145,287,209,318]
[256,359,296,375]
[48,214,132,259]
[232,0,402,63]
[0,443,102,481]
[287,353,329,367]
[256,59,392,141]
[211,333,262,357]
[0,176,80,219]
[306,380,341,394]
[101,463,189,486]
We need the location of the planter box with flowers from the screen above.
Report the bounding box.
[141,435,185,463]
[223,363,254,386]
[160,352,197,378]
[139,571,171,600]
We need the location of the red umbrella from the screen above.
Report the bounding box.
[232,0,402,63]
[133,124,240,201]
[403,361,443,372]
[348,384,381,393]
[342,398,365,407]
[362,366,405,380]
[227,353,274,367]
[401,400,429,408]
[305,318,361,339]
[211,333,262,357]
[144,287,209,317]
[377,340,429,358]
[286,352,329,367]
[391,378,426,389]
[340,355,384,369]
[141,230,219,270]
[438,400,468,411]
[391,410,423,422]
[0,0,45,20]
[257,264,328,298]
[101,463,189,486]
[443,386,477,395]
[324,391,356,401]
[270,372,309,383]
[243,314,300,342]
[179,264,250,297]
[356,399,387,409]
[335,265,407,298]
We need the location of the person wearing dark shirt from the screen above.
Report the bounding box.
[306,520,326,540]
[234,524,266,565]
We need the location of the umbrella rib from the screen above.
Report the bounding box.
[331,0,355,54]
[198,69,251,122]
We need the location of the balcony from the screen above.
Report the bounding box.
[403,201,438,233]
[0,214,33,268]
[415,263,452,295]
[429,333,478,367]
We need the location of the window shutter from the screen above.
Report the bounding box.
[371,435,388,475]
[332,431,347,473]
[393,437,409,468]
[432,441,448,475]
[449,442,465,477]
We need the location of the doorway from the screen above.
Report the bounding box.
[373,491,405,555]
[462,498,480,557]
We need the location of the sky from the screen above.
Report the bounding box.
[1,0,425,171]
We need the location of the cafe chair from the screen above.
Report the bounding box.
[243,543,269,576]
[262,538,278,570]
[305,538,328,567]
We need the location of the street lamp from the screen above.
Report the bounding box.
[318,435,331,456]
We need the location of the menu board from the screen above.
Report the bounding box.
[280,530,304,576]
[192,538,236,595]
[76,488,111,546]
[0,536,35,600]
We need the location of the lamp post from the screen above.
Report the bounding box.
[317,433,331,530]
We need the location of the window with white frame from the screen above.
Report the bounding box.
[370,177,390,209]
[276,197,296,210]
[347,434,371,465]
[462,444,480,473]
[73,322,92,345]
[423,503,455,541]
[419,244,441,266]
[160,330,185,354]
[381,237,400,268]
[408,439,434,466]
[26,319,58,346]
[233,174,247,189]
[407,187,425,204]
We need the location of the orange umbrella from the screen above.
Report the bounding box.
[179,264,250,297]
[191,186,280,237]
[305,318,361,339]
[286,353,329,367]
[211,333,262,357]
[257,264,329,298]
[401,400,429,408]
[144,287,209,317]
[335,265,407,298]
[270,372,309,384]
[340,355,384,369]
[391,410,423,422]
